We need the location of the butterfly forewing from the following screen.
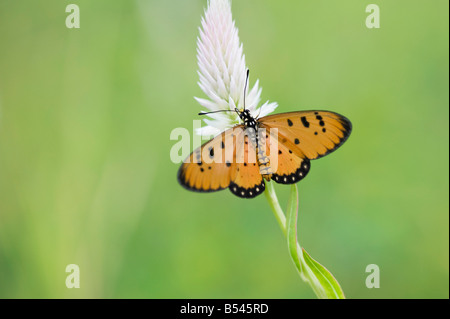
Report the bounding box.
[259,111,352,160]
[178,125,245,192]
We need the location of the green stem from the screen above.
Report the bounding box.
[264,181,286,236]
[264,180,345,299]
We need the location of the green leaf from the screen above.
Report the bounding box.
[286,183,345,299]
[301,247,346,299]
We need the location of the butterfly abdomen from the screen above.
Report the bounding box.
[255,130,275,179]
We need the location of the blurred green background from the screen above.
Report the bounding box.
[0,0,448,299]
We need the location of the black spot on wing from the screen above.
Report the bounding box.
[301,116,310,128]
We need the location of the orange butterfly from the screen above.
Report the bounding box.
[178,107,352,199]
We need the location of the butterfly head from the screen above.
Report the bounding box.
[236,108,257,128]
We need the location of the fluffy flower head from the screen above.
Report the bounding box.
[195,0,277,136]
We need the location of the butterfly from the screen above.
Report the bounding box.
[177,107,352,199]
[178,69,351,198]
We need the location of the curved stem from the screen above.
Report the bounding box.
[264,180,345,299]
[264,181,286,236]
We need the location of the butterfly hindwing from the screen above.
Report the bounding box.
[261,128,311,184]
[229,132,265,198]
[259,111,352,160]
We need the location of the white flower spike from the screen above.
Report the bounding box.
[195,0,278,137]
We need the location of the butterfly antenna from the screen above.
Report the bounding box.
[200,69,250,116]
[198,109,235,116]
[243,69,250,110]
